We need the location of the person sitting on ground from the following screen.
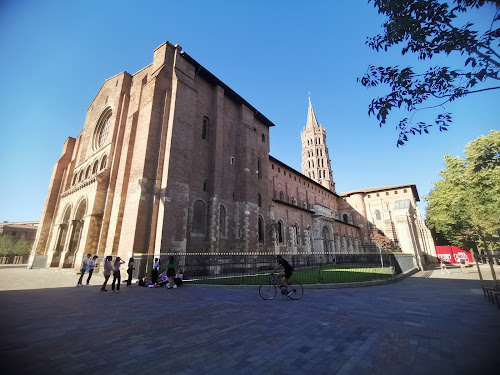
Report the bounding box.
[272,255,294,296]
[174,269,184,286]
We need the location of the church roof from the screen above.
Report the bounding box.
[338,184,420,201]
[181,52,275,128]
[306,97,320,129]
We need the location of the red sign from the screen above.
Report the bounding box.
[435,246,473,264]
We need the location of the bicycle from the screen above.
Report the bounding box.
[259,273,303,300]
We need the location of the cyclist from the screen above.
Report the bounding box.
[272,255,293,296]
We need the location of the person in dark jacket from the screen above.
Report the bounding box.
[272,255,294,296]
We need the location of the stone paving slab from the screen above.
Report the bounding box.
[0,266,499,374]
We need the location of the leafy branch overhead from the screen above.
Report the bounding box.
[359,0,500,146]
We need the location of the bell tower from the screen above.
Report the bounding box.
[300,98,335,192]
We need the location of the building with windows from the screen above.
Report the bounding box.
[29,41,435,273]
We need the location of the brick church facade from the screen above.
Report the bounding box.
[29,42,436,272]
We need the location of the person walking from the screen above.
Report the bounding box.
[101,255,113,291]
[440,259,450,274]
[126,258,135,286]
[86,255,98,286]
[76,253,92,286]
[459,258,468,273]
[111,257,126,292]
[166,256,177,289]
[151,258,160,285]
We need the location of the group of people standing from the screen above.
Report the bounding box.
[77,254,182,291]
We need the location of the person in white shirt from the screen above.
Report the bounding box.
[151,258,160,284]
[101,256,113,292]
[76,254,92,286]
[111,257,126,292]
[85,255,98,286]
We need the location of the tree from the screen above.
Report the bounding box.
[425,130,500,251]
[370,230,401,252]
[359,0,500,146]
[13,239,33,256]
[0,234,14,256]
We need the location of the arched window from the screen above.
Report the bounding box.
[262,134,265,142]
[100,155,108,170]
[277,221,283,243]
[343,214,349,223]
[258,216,264,243]
[312,171,315,179]
[295,224,299,245]
[291,196,297,205]
[375,210,381,221]
[85,166,91,179]
[192,200,206,234]
[219,205,226,236]
[258,193,262,207]
[78,170,84,182]
[308,161,310,168]
[257,158,262,179]
[72,174,78,185]
[322,226,330,252]
[202,117,210,140]
[92,107,112,150]
[92,160,99,174]
[203,180,208,191]
[279,191,284,200]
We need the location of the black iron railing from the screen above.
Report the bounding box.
[130,252,417,285]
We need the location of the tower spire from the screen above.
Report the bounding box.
[306,97,320,129]
[300,98,336,193]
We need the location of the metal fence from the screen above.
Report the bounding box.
[131,252,416,285]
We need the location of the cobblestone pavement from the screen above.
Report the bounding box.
[1,266,499,375]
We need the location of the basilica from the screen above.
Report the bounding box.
[29,42,436,272]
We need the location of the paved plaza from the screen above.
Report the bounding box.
[1,265,499,375]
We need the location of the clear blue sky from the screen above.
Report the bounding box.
[0,0,498,222]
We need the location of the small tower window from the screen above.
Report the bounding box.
[262,134,265,142]
[202,117,210,140]
[258,216,264,243]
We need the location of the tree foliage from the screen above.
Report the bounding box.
[359,0,500,146]
[0,234,32,256]
[370,230,401,252]
[425,130,500,250]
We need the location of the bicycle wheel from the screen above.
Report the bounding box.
[287,281,303,300]
[259,281,277,300]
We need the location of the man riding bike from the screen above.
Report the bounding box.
[272,255,293,296]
